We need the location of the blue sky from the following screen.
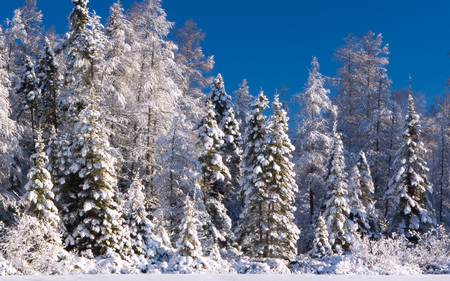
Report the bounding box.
[2,0,449,108]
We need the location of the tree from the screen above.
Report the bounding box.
[386,93,435,241]
[174,18,214,100]
[322,122,358,254]
[237,90,270,257]
[36,37,62,133]
[309,214,332,258]
[293,56,334,227]
[259,95,299,260]
[233,79,252,134]
[23,131,59,227]
[15,55,40,137]
[64,104,131,258]
[176,197,202,257]
[124,176,169,267]
[196,101,233,251]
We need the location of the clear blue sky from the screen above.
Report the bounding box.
[2,0,449,108]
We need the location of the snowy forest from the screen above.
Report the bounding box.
[0,0,448,276]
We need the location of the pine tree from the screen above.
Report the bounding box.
[196,101,233,251]
[238,91,269,257]
[176,196,203,259]
[124,177,165,265]
[233,79,252,134]
[386,93,434,241]
[23,131,59,227]
[36,37,62,132]
[260,95,300,260]
[65,104,131,258]
[16,55,40,136]
[322,122,358,254]
[310,215,332,258]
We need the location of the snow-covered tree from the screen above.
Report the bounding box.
[124,176,169,267]
[23,132,59,227]
[259,95,299,260]
[196,101,234,251]
[293,56,334,226]
[177,197,203,257]
[322,122,358,254]
[36,37,62,133]
[174,18,214,100]
[309,214,332,258]
[386,93,435,241]
[64,104,131,258]
[16,55,40,136]
[237,90,270,257]
[233,79,252,135]
[127,0,182,194]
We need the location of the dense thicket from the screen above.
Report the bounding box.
[0,0,447,274]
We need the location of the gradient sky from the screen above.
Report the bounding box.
[1,0,449,108]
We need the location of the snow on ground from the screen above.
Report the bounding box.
[1,274,449,281]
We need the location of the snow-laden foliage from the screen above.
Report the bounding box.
[23,131,59,226]
[0,214,64,275]
[386,93,435,241]
[322,122,358,254]
[347,151,380,239]
[233,79,252,135]
[309,215,333,258]
[123,177,172,270]
[293,57,334,248]
[65,105,132,258]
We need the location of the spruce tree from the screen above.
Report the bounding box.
[196,100,233,251]
[36,37,62,132]
[386,93,434,241]
[66,104,131,258]
[322,122,357,254]
[23,132,59,227]
[310,215,333,258]
[261,95,300,260]
[124,177,165,265]
[237,91,270,257]
[176,196,203,259]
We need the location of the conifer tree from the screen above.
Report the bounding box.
[196,101,233,251]
[237,91,270,257]
[261,95,300,260]
[310,215,333,258]
[386,93,434,241]
[233,79,252,133]
[176,196,203,259]
[65,104,131,258]
[36,37,62,132]
[322,122,357,254]
[16,55,40,136]
[23,132,59,227]
[124,177,165,265]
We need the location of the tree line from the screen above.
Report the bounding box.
[0,0,447,271]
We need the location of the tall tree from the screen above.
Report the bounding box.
[237,91,269,257]
[233,79,252,134]
[293,56,334,226]
[322,122,358,254]
[259,95,299,260]
[386,93,435,241]
[196,100,233,251]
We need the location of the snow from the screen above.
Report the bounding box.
[0,274,448,281]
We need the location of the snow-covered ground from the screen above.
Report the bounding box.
[1,274,449,281]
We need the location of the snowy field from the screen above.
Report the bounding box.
[1,275,449,281]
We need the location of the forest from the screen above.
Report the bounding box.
[0,0,448,276]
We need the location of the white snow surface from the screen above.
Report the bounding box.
[1,274,448,281]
